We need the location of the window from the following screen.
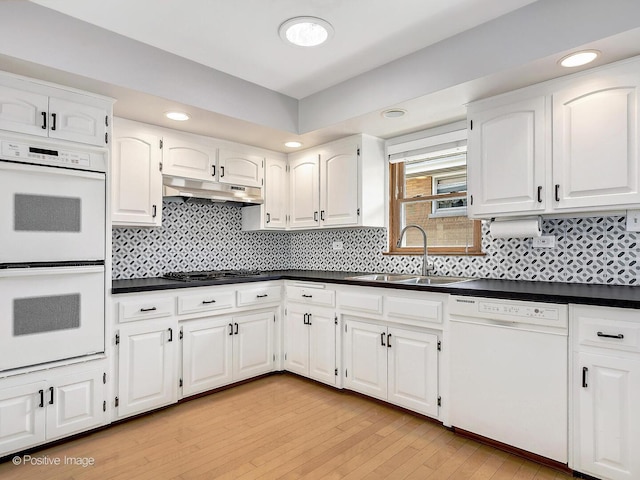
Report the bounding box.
[388,127,482,255]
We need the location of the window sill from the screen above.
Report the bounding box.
[383,250,485,257]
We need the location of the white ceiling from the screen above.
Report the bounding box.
[1,1,640,152]
[30,0,538,99]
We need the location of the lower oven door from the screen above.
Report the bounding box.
[0,161,105,264]
[0,266,105,372]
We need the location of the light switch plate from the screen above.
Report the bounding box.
[532,235,556,248]
[332,241,344,251]
[626,210,640,232]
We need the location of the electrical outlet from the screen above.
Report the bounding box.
[332,241,344,251]
[532,235,556,248]
[626,210,640,232]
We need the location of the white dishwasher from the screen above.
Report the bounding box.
[449,295,568,463]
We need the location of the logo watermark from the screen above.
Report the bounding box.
[12,455,95,468]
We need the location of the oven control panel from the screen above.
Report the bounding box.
[0,137,106,172]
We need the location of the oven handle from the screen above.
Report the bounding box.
[0,265,105,278]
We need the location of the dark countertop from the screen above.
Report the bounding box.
[112,270,640,309]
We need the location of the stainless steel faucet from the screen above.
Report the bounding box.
[396,224,435,276]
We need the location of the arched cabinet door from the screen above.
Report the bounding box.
[467,95,547,218]
[553,69,640,210]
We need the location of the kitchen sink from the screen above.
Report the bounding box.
[392,275,473,285]
[347,273,418,282]
[346,274,473,285]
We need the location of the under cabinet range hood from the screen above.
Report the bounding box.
[162,175,263,205]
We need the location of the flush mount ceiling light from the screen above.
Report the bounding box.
[165,111,190,121]
[382,108,407,119]
[559,50,600,68]
[279,17,334,47]
[284,141,303,148]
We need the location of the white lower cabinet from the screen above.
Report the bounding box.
[344,318,439,418]
[181,310,275,398]
[284,304,336,386]
[116,318,179,419]
[572,305,640,480]
[182,317,233,396]
[0,364,107,457]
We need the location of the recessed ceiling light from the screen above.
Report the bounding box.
[165,111,190,121]
[559,50,600,68]
[382,109,407,119]
[284,141,303,148]
[279,17,334,47]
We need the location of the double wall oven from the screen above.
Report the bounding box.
[0,134,106,372]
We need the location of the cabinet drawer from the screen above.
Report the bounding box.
[577,316,640,353]
[286,286,335,307]
[118,297,174,323]
[237,285,282,307]
[177,290,235,316]
[386,296,442,324]
[338,291,383,315]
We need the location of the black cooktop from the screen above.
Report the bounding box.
[162,270,262,282]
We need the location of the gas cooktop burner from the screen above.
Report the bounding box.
[162,270,262,282]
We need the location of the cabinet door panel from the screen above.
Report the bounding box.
[233,311,273,382]
[48,97,108,146]
[46,369,104,440]
[182,318,233,397]
[111,122,162,226]
[344,320,387,400]
[284,307,309,377]
[0,382,46,456]
[554,73,640,209]
[218,149,263,187]
[321,146,358,227]
[0,86,48,137]
[289,154,320,228]
[467,97,546,217]
[163,137,217,181]
[264,157,288,229]
[387,327,438,417]
[575,352,640,480]
[117,320,176,418]
[309,310,336,386]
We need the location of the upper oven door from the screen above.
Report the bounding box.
[0,161,105,264]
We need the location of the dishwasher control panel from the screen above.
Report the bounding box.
[478,301,559,320]
[449,296,568,330]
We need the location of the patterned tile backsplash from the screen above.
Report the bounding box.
[112,201,639,286]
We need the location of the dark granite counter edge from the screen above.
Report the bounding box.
[112,270,640,309]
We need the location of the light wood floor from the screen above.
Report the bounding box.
[0,374,574,479]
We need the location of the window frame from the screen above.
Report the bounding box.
[388,161,483,256]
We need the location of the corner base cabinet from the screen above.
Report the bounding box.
[572,305,640,480]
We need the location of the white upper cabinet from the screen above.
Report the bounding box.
[112,118,163,227]
[0,74,111,147]
[0,85,49,137]
[241,155,288,231]
[289,151,321,229]
[467,96,547,217]
[467,57,640,218]
[286,134,385,230]
[319,138,360,227]
[218,148,264,188]
[553,66,640,211]
[162,133,218,182]
[47,97,110,147]
[263,157,288,228]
